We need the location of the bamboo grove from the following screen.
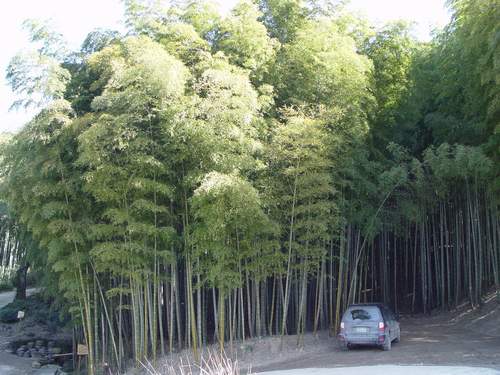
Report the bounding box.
[0,0,498,372]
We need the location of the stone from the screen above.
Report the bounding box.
[33,364,61,375]
[61,359,73,372]
[27,341,35,348]
[49,347,62,354]
[240,343,254,353]
[39,357,50,365]
[32,361,42,369]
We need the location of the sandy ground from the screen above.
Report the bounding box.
[257,366,500,375]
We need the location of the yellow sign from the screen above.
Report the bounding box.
[77,344,88,356]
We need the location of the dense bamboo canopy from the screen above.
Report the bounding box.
[0,0,498,373]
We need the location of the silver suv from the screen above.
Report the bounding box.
[338,303,400,351]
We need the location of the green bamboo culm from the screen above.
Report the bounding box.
[0,1,498,374]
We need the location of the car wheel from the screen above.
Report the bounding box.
[340,341,349,351]
[394,330,401,343]
[382,336,391,351]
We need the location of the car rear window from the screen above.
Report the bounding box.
[344,306,381,321]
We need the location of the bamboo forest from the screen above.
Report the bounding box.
[0,0,498,373]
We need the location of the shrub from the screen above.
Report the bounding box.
[0,272,14,292]
[0,293,67,328]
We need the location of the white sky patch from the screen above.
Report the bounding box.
[0,0,449,133]
[347,0,450,40]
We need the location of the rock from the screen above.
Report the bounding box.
[240,343,254,353]
[49,346,62,354]
[47,340,55,348]
[39,357,50,365]
[61,359,73,372]
[33,364,61,375]
[27,341,35,348]
[36,340,45,347]
[32,361,42,369]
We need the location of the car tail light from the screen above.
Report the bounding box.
[378,321,385,342]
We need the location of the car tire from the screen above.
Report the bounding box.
[340,341,349,351]
[394,330,401,343]
[382,336,391,351]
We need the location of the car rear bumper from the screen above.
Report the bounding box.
[338,334,385,345]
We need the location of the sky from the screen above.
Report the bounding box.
[0,0,451,134]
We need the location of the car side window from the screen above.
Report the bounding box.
[380,307,388,322]
[384,308,393,323]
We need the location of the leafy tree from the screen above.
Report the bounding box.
[363,21,417,155]
[266,113,334,341]
[191,171,276,348]
[271,19,372,128]
[258,0,308,43]
[1,1,499,372]
[215,0,276,81]
[6,20,70,110]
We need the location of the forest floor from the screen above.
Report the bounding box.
[147,291,500,375]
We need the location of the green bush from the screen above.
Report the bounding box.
[0,272,14,292]
[0,281,13,292]
[0,294,64,328]
[0,297,25,323]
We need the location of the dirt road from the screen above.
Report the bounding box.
[252,305,500,373]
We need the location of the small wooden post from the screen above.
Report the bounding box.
[77,344,88,374]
